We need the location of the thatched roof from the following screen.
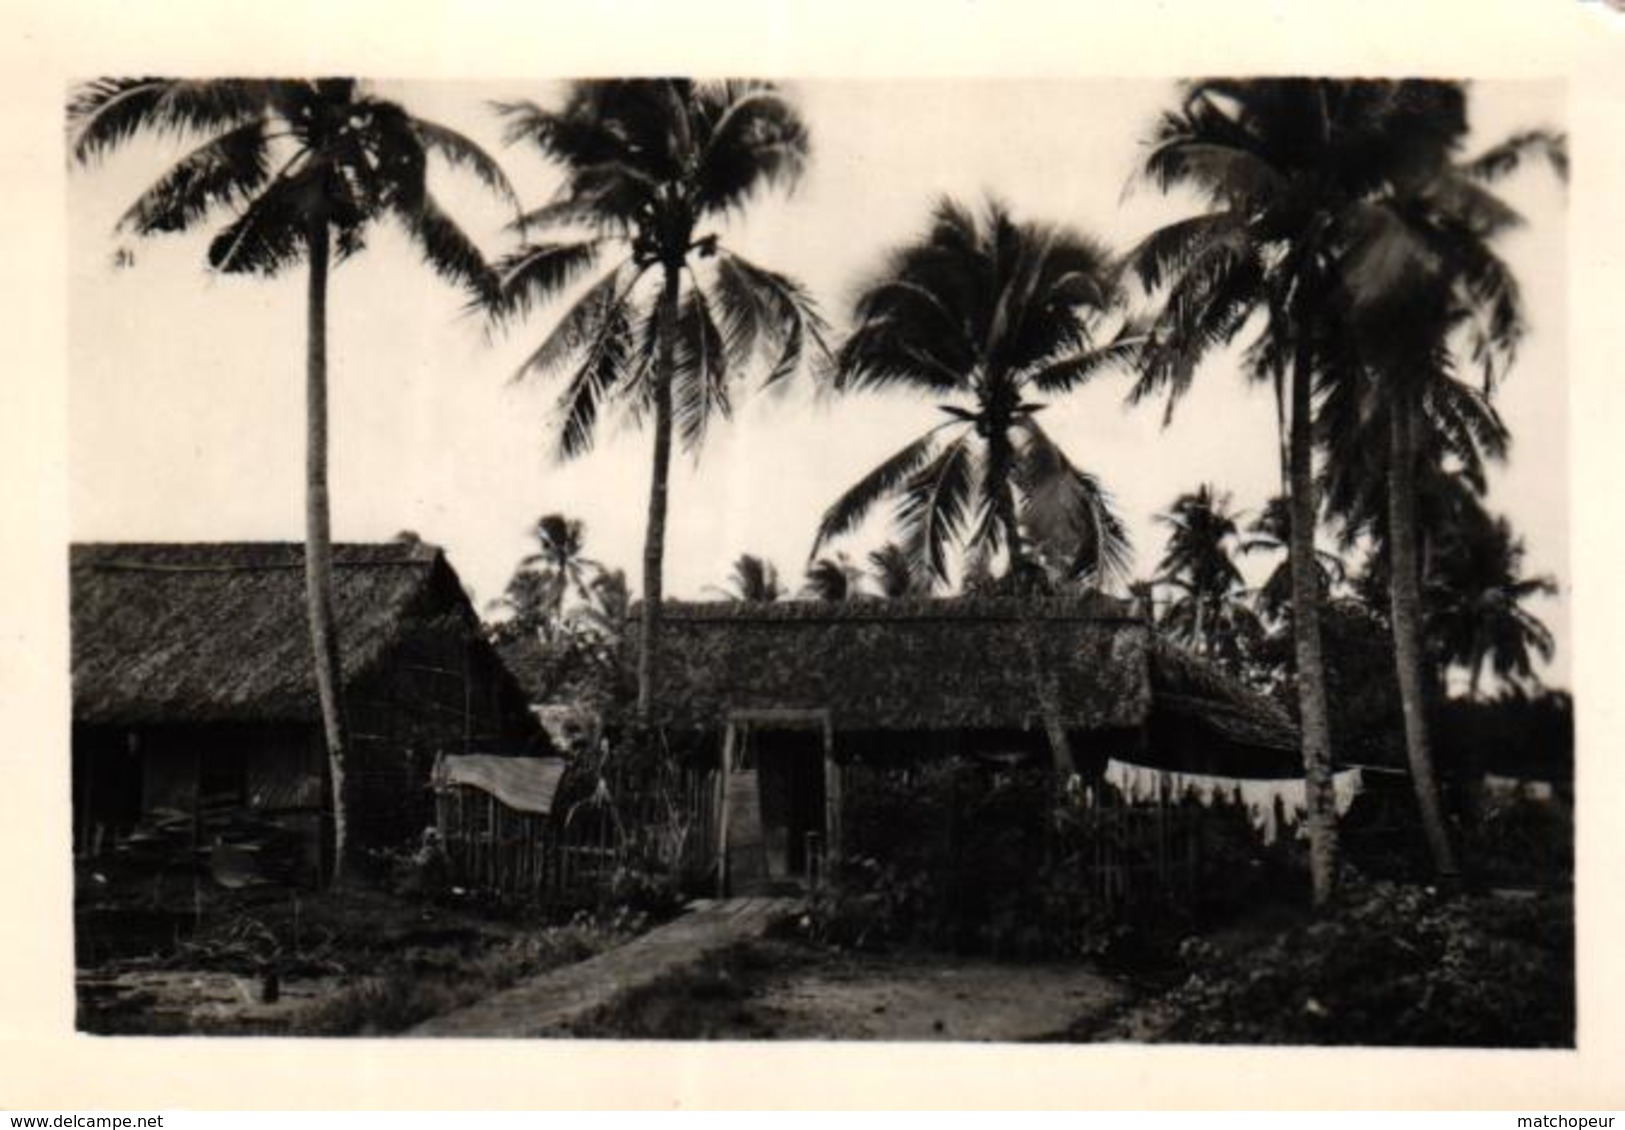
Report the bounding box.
[644,594,1153,732]
[71,541,507,726]
[1148,642,1298,754]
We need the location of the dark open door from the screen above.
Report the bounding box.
[718,710,837,897]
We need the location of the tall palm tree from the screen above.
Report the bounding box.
[814,197,1134,591]
[70,78,513,882]
[486,80,824,719]
[1128,80,1480,904]
[1331,102,1563,878]
[710,554,783,604]
[1152,485,1258,663]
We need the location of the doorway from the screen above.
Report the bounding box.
[719,711,838,896]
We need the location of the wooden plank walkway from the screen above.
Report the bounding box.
[409,896,801,1038]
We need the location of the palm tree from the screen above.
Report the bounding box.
[1241,495,1346,629]
[867,542,920,599]
[486,80,824,719]
[1128,80,1483,904]
[70,78,513,882]
[570,567,632,642]
[1430,514,1555,697]
[1152,486,1259,664]
[803,555,861,601]
[710,554,783,604]
[487,568,560,643]
[1330,101,1564,878]
[814,197,1134,591]
[521,513,601,622]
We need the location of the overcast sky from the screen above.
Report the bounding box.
[67,79,1569,685]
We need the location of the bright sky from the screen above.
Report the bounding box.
[66,79,1569,685]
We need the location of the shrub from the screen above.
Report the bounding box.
[1152,876,1574,1046]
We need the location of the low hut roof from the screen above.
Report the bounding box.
[1148,642,1299,754]
[71,541,503,726]
[644,594,1153,732]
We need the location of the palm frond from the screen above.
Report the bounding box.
[867,542,918,598]
[117,119,269,235]
[1025,319,1148,394]
[1013,418,1132,587]
[1463,129,1568,185]
[1125,210,1247,294]
[69,78,273,164]
[897,435,977,586]
[487,240,605,325]
[401,191,496,302]
[409,118,517,208]
[551,283,637,461]
[672,285,729,453]
[205,167,312,276]
[812,430,944,553]
[693,83,810,215]
[711,250,830,387]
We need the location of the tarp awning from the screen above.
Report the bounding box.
[433,754,567,815]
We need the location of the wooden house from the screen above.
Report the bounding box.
[70,541,544,885]
[642,595,1303,895]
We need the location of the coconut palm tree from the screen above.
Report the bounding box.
[521,513,601,621]
[1241,495,1347,629]
[1127,79,1485,904]
[813,197,1134,591]
[1330,104,1563,878]
[1152,486,1259,663]
[487,568,560,643]
[803,555,862,602]
[486,80,824,719]
[1430,514,1556,697]
[570,567,632,642]
[69,78,514,882]
[710,554,783,604]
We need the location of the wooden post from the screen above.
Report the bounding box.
[822,715,841,870]
[717,722,736,898]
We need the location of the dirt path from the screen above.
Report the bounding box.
[743,950,1132,1041]
[569,939,1134,1041]
[409,897,799,1037]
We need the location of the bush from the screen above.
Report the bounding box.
[1152,875,1574,1046]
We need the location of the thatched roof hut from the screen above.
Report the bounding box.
[647,593,1152,734]
[642,595,1296,770]
[71,541,529,725]
[637,595,1302,896]
[70,541,543,881]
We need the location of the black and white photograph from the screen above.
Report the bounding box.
[8,0,1623,1111]
[59,70,1576,1047]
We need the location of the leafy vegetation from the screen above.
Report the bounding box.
[1112,876,1573,1046]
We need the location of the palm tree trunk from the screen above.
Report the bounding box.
[989,430,1024,578]
[1387,399,1460,879]
[304,217,350,884]
[636,263,681,719]
[1287,342,1339,906]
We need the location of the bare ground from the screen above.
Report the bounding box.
[569,939,1134,1041]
